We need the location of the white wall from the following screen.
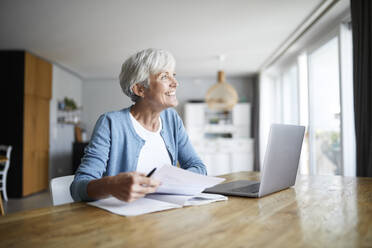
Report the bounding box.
[82,76,254,138]
[82,79,132,138]
[49,65,82,179]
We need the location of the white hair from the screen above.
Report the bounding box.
[119,48,176,102]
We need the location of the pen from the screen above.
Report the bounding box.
[146,168,157,177]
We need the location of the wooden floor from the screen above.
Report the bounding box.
[2,191,52,214]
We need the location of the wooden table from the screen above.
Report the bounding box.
[0,172,371,247]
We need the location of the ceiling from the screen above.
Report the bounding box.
[0,0,325,79]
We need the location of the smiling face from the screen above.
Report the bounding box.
[140,69,179,111]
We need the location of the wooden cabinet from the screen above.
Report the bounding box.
[0,51,52,197]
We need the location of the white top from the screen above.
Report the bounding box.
[130,113,172,174]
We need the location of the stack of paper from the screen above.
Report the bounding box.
[88,165,227,216]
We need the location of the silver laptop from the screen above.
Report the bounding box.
[203,124,305,198]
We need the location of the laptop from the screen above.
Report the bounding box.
[203,124,305,198]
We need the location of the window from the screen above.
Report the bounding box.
[298,54,309,175]
[260,20,355,176]
[282,65,299,125]
[308,36,342,175]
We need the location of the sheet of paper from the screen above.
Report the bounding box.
[155,184,205,195]
[152,164,225,195]
[146,193,228,206]
[184,193,228,206]
[146,194,194,205]
[88,197,181,216]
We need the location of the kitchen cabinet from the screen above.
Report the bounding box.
[184,103,254,176]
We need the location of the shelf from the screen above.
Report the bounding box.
[184,102,254,175]
[58,121,79,125]
[57,108,82,125]
[205,109,233,125]
[203,124,235,133]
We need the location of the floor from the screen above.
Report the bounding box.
[2,191,52,215]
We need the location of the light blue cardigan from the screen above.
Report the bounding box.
[70,107,207,202]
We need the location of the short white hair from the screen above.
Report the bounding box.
[119,48,176,102]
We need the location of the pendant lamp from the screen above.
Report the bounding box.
[205,70,238,111]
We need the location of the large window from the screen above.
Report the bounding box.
[308,37,341,175]
[260,21,355,176]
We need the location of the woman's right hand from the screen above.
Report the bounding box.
[108,172,161,202]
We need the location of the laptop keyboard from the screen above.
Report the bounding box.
[231,183,260,193]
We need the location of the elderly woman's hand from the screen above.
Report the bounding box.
[108,172,161,202]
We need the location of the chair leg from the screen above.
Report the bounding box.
[3,190,7,202]
[2,176,7,201]
[0,194,4,216]
[3,180,8,201]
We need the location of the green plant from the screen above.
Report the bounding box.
[64,97,78,110]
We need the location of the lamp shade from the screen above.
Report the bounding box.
[205,70,238,111]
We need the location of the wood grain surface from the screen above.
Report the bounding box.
[0,172,371,248]
[22,52,52,196]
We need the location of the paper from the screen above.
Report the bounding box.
[88,165,227,216]
[184,193,228,206]
[88,197,181,216]
[146,193,193,205]
[146,193,227,206]
[89,193,228,216]
[152,164,225,195]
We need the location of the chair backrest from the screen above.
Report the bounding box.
[0,145,12,174]
[50,175,75,206]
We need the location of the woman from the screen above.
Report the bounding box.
[70,48,207,202]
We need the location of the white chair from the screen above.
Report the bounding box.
[0,145,12,201]
[49,175,75,206]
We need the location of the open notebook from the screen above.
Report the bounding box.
[88,165,227,216]
[88,193,227,216]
